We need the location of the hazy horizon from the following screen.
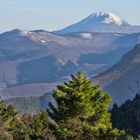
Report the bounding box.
[0,0,140,33]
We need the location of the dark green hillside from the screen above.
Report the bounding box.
[6,93,54,113]
[111,94,140,137]
[6,97,42,113]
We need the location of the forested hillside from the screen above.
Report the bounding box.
[0,72,136,140]
[111,94,140,137]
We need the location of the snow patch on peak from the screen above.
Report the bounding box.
[102,12,124,26]
[88,12,128,26]
[19,29,32,36]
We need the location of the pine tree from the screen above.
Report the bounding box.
[111,94,140,138]
[47,71,116,139]
[0,97,17,139]
[22,111,51,140]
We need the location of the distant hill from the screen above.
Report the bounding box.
[6,92,54,113]
[0,29,140,99]
[94,44,140,105]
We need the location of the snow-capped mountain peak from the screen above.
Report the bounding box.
[54,12,135,34]
[87,12,128,26]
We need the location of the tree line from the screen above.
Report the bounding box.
[0,71,139,140]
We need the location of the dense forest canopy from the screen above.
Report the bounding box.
[111,94,140,137]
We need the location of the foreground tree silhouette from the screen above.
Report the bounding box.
[47,71,124,140]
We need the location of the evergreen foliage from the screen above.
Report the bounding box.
[23,111,50,139]
[0,72,138,139]
[47,71,129,139]
[0,97,17,139]
[111,94,140,138]
[0,97,51,140]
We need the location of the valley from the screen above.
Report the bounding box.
[0,12,140,112]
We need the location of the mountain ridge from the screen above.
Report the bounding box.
[54,12,140,34]
[94,43,140,104]
[0,29,140,99]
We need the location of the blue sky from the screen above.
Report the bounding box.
[0,0,140,33]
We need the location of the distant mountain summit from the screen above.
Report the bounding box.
[54,12,140,34]
[83,12,129,26]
